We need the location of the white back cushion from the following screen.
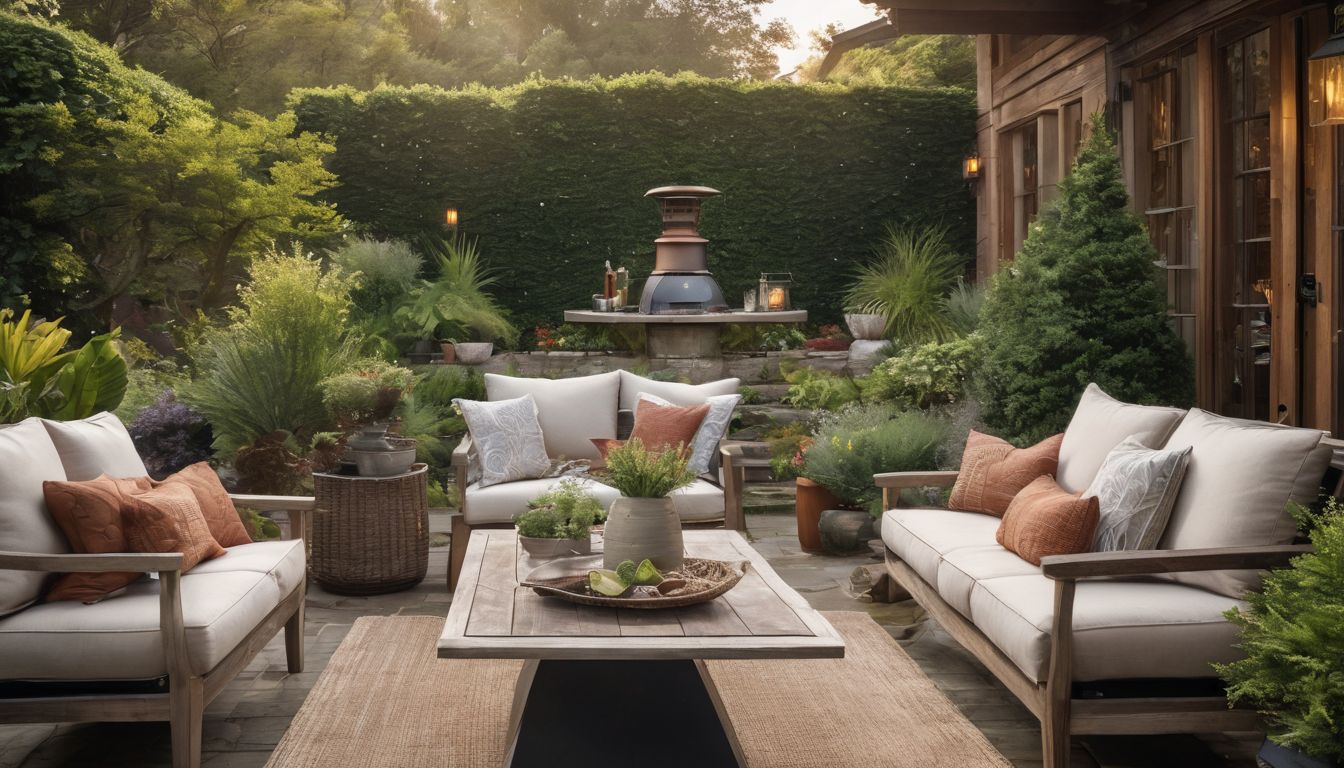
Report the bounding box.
[485,372,619,460]
[617,370,740,412]
[0,418,70,615]
[1159,408,1332,597]
[1057,383,1186,493]
[40,412,148,481]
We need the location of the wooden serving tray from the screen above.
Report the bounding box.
[521,557,749,609]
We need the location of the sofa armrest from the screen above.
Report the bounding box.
[0,550,183,573]
[453,435,474,512]
[873,470,959,510]
[719,442,769,532]
[230,494,312,541]
[1040,545,1312,580]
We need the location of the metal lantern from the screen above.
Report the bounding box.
[443,206,459,229]
[962,153,981,180]
[1310,2,1344,126]
[758,273,793,312]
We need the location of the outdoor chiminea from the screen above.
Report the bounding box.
[638,185,729,314]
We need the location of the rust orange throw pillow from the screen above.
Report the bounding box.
[949,430,1064,516]
[155,462,251,547]
[629,399,709,453]
[42,475,152,603]
[123,482,227,573]
[996,476,1100,566]
[589,438,625,469]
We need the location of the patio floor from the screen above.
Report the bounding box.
[0,510,1261,768]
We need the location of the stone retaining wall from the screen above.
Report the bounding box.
[460,349,874,384]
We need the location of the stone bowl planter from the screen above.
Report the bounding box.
[844,313,886,341]
[818,508,877,554]
[349,437,418,478]
[519,535,592,559]
[454,342,494,365]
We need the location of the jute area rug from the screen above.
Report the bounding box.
[265,611,1010,768]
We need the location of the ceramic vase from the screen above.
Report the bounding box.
[602,496,683,571]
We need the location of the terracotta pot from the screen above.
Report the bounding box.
[844,313,886,341]
[454,342,494,365]
[440,342,456,364]
[602,496,684,571]
[795,478,839,553]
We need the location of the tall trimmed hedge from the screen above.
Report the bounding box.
[291,75,975,331]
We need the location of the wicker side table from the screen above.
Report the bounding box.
[312,464,429,595]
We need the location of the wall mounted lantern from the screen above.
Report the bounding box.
[1309,2,1344,126]
[962,153,982,181]
[443,206,460,229]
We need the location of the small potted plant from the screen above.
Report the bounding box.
[601,438,696,571]
[396,235,517,365]
[515,480,606,558]
[439,338,456,364]
[1215,499,1344,768]
[320,360,418,476]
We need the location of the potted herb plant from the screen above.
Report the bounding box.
[601,438,695,571]
[1215,500,1344,768]
[515,480,605,558]
[319,360,418,476]
[800,404,945,553]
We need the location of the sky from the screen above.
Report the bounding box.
[764,0,885,75]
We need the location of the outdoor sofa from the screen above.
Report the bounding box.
[449,369,745,587]
[0,413,312,768]
[875,385,1343,768]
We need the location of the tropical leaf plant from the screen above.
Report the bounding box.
[395,235,518,345]
[0,309,128,423]
[48,329,128,420]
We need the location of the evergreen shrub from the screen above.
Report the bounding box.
[976,115,1192,444]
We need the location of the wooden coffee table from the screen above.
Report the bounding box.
[438,529,844,768]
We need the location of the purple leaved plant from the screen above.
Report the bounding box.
[127,391,214,479]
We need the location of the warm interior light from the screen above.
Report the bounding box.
[1310,8,1344,127]
[962,154,981,180]
[767,287,786,311]
[444,207,459,228]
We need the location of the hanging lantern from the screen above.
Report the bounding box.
[962,153,982,180]
[1309,2,1344,126]
[443,206,460,229]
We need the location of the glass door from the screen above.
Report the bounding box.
[1218,28,1273,421]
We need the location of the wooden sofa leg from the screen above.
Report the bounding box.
[170,676,204,768]
[1040,692,1071,768]
[285,597,305,674]
[449,513,470,591]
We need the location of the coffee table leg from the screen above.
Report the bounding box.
[505,659,742,768]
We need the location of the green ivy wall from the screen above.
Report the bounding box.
[291,75,975,332]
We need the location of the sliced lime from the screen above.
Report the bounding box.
[634,559,663,585]
[588,569,628,597]
[615,560,638,586]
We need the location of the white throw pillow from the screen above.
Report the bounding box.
[1084,437,1192,552]
[617,370,740,412]
[1159,408,1332,597]
[0,418,71,615]
[485,372,619,460]
[454,395,551,489]
[1056,383,1186,494]
[40,411,148,481]
[639,392,741,475]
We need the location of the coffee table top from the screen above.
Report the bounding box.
[438,530,845,661]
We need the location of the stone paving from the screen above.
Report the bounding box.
[0,510,1260,768]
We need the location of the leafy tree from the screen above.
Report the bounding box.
[0,12,340,329]
[976,114,1193,444]
[798,31,974,90]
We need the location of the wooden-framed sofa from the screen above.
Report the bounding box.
[0,414,312,768]
[448,369,746,588]
[873,385,1344,767]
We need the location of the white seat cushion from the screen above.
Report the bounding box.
[936,545,1040,617]
[617,370,740,412]
[485,372,619,460]
[40,411,148,481]
[670,479,725,523]
[190,539,306,596]
[880,507,1002,587]
[1159,408,1332,597]
[0,419,70,616]
[1057,384,1186,493]
[969,574,1245,683]
[0,569,284,681]
[463,477,621,525]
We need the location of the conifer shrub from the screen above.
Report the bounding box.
[976,115,1192,444]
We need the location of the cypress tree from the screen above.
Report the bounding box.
[977,114,1193,444]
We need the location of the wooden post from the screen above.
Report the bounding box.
[1042,578,1076,768]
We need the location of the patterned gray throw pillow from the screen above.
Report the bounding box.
[638,392,741,474]
[1084,437,1192,551]
[453,394,551,488]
